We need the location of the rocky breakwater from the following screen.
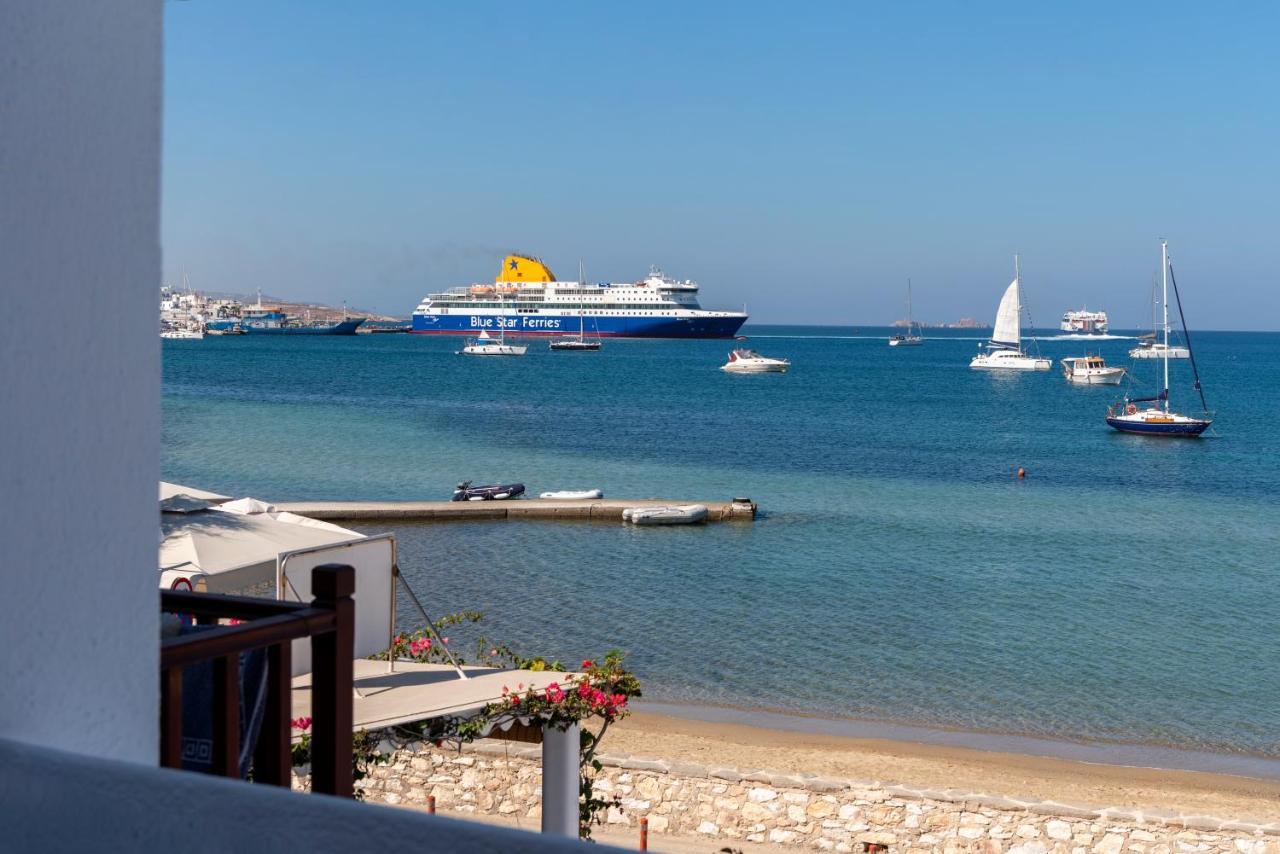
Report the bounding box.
[347,738,1280,853]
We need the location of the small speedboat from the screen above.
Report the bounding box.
[1060,355,1126,385]
[549,340,601,351]
[452,480,525,501]
[539,489,604,500]
[622,504,709,525]
[720,349,789,373]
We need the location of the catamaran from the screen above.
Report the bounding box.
[1106,241,1211,437]
[889,279,923,346]
[969,256,1051,370]
[459,297,527,355]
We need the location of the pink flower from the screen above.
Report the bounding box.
[291,716,312,731]
[544,682,565,703]
[581,659,594,670]
[577,682,592,699]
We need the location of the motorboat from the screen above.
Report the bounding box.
[969,256,1051,371]
[1060,355,1126,385]
[721,349,789,373]
[539,490,604,500]
[451,480,526,501]
[1106,240,1212,437]
[622,504,709,525]
[549,340,601,351]
[160,327,204,340]
[459,329,527,356]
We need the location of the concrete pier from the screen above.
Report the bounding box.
[275,498,757,523]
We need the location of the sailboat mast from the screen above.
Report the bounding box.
[906,278,913,330]
[1161,239,1170,411]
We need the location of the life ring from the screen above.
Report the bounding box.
[1125,404,1137,415]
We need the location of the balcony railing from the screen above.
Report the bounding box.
[159,563,354,796]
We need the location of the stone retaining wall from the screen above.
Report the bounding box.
[350,738,1280,853]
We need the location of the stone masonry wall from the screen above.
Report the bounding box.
[348,738,1280,853]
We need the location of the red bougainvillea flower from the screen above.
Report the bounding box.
[291,716,312,731]
[581,659,594,670]
[544,682,565,704]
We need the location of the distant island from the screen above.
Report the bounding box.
[891,318,989,329]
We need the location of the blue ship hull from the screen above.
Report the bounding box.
[411,313,745,339]
[1106,416,1210,436]
[208,318,365,335]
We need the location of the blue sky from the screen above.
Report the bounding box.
[163,2,1279,328]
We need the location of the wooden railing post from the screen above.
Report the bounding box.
[252,641,293,786]
[211,653,241,777]
[310,564,355,797]
[160,667,183,768]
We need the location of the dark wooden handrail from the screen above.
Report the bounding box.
[159,563,355,797]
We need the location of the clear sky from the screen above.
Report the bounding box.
[163,2,1279,328]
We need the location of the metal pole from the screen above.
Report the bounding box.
[1161,240,1170,411]
[428,795,436,814]
[639,815,649,851]
[540,722,580,836]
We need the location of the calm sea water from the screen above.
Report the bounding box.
[163,327,1280,761]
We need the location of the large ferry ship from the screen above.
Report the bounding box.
[1060,308,1109,334]
[411,254,748,339]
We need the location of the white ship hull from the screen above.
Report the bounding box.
[970,350,1051,371]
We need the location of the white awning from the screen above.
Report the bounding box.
[161,498,364,592]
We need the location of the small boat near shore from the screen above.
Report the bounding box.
[721,349,789,373]
[539,489,604,500]
[459,329,527,356]
[452,480,525,501]
[1061,355,1126,385]
[623,504,709,525]
[161,327,203,340]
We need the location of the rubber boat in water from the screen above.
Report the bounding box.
[1060,355,1126,385]
[622,504,709,525]
[720,349,790,373]
[539,490,604,500]
[452,481,526,501]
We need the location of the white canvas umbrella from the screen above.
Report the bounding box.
[161,497,364,593]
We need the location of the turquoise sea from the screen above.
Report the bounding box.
[163,327,1280,768]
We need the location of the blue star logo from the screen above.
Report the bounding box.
[509,259,519,271]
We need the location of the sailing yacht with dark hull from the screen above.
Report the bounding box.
[1106,241,1212,437]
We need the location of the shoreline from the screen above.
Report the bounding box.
[635,700,1280,781]
[607,705,1280,825]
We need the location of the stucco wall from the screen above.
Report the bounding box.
[0,1,163,763]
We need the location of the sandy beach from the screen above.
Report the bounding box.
[605,710,1280,825]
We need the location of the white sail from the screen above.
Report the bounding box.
[991,278,1021,347]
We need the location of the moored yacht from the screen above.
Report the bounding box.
[721,348,790,373]
[459,329,527,356]
[1106,241,1212,437]
[889,278,923,347]
[1060,355,1126,385]
[969,256,1051,371]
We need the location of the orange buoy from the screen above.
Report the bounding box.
[1017,467,1026,479]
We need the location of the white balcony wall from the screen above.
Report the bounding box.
[0,0,163,763]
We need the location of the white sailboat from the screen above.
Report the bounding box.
[459,296,527,356]
[550,261,603,351]
[889,278,923,346]
[969,256,1051,371]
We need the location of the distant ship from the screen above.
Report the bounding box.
[411,254,748,339]
[206,311,363,335]
[206,292,364,336]
[1060,308,1108,334]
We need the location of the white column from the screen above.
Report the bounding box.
[540,723,580,836]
